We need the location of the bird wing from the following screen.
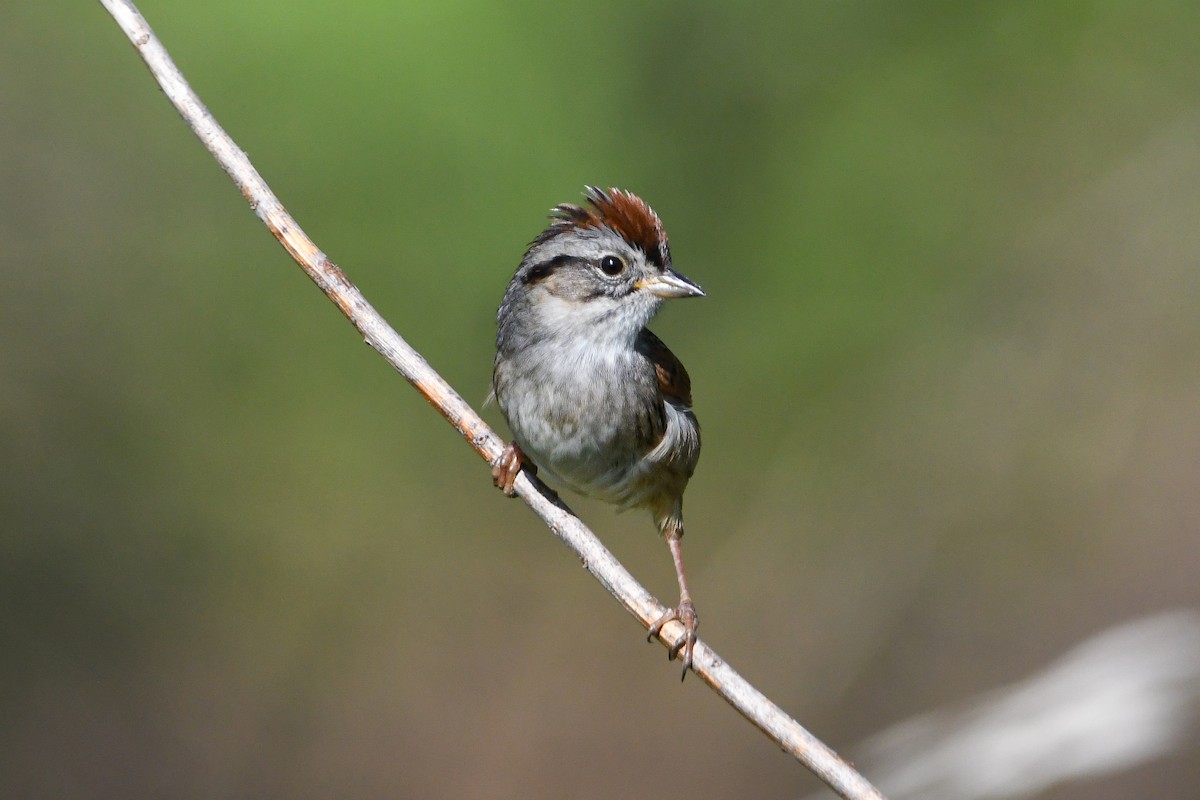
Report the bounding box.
[639,329,693,408]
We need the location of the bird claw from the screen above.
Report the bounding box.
[491,442,534,497]
[647,599,698,681]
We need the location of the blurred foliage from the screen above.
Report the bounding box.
[3,1,1200,797]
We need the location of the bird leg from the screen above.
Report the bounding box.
[647,524,698,681]
[491,441,535,497]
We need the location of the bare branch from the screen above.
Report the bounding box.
[96,2,887,798]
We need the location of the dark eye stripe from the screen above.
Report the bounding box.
[522,253,576,285]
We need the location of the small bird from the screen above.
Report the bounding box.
[491,186,704,678]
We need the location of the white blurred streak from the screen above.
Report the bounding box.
[805,611,1200,800]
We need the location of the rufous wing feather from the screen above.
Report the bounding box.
[640,329,692,408]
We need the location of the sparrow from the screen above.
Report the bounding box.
[490,186,704,678]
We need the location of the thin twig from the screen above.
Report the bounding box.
[96,2,887,798]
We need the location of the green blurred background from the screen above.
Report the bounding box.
[4,2,1200,797]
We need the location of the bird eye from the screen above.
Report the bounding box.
[599,255,626,276]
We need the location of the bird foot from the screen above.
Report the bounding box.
[647,599,698,681]
[491,442,534,497]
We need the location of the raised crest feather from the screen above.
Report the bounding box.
[535,186,672,269]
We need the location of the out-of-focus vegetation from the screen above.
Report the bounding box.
[3,2,1199,797]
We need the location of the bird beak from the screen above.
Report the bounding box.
[635,269,705,299]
